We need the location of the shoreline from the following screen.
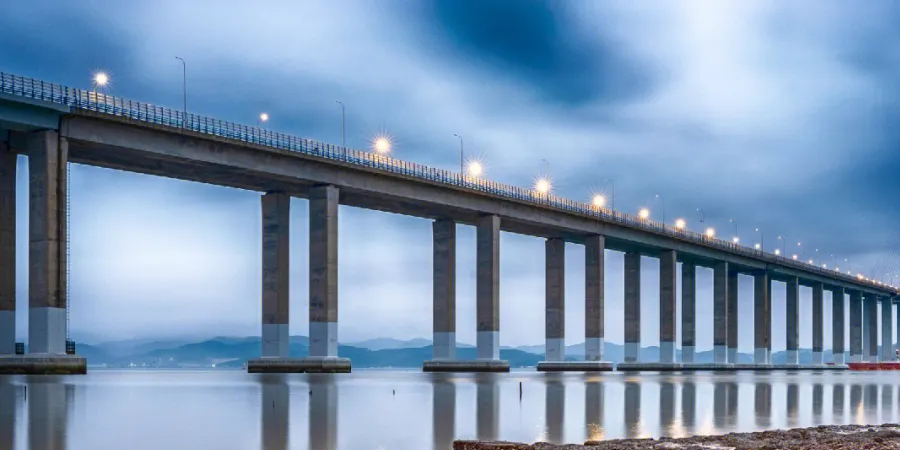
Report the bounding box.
[454,424,900,449]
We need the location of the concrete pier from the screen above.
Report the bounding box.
[896,297,900,358]
[431,219,456,361]
[584,235,607,364]
[812,282,824,365]
[0,131,85,374]
[713,261,729,364]
[261,192,290,359]
[542,238,565,363]
[849,291,862,362]
[475,215,508,370]
[726,268,738,363]
[785,277,800,365]
[832,288,845,364]
[682,262,696,363]
[659,250,677,364]
[623,252,641,363]
[754,272,771,364]
[865,294,878,362]
[0,146,14,355]
[882,296,892,362]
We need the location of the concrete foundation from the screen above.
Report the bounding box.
[784,350,799,365]
[248,357,351,373]
[682,263,696,363]
[714,345,727,362]
[584,235,605,362]
[680,363,737,371]
[476,215,502,362]
[422,359,509,372]
[309,322,338,357]
[261,323,289,358]
[0,355,86,374]
[536,361,612,372]
[812,351,823,365]
[616,362,683,372]
[754,272,771,364]
[432,219,456,360]
[624,252,641,363]
[544,338,565,363]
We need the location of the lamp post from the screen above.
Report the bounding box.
[453,134,464,176]
[175,56,186,128]
[778,236,786,256]
[655,194,666,225]
[730,218,738,243]
[336,101,345,151]
[755,228,764,252]
[257,113,268,128]
[697,208,704,223]
[604,179,615,211]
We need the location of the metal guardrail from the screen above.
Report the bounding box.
[1,72,895,295]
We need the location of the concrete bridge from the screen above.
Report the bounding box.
[0,72,897,373]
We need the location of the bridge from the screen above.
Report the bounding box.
[0,71,897,373]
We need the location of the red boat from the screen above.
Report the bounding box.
[848,362,900,370]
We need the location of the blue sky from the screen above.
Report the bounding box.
[2,1,899,351]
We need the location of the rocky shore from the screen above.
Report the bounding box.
[454,424,900,449]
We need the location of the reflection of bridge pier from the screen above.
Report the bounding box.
[309,375,338,450]
[431,375,455,450]
[714,381,737,428]
[585,380,603,441]
[812,383,823,420]
[786,383,799,427]
[659,381,675,435]
[544,376,564,443]
[260,375,289,450]
[833,384,845,421]
[28,381,72,450]
[476,375,499,441]
[681,381,695,433]
[624,381,640,438]
[754,382,771,428]
[882,385,893,423]
[0,382,21,450]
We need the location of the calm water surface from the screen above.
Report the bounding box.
[1,370,898,449]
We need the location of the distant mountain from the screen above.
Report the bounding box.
[348,337,432,350]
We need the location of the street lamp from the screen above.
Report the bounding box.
[604,179,615,211]
[705,227,716,238]
[697,208,704,223]
[466,159,483,178]
[775,249,781,256]
[729,219,738,243]
[675,218,686,230]
[336,101,345,150]
[777,236,786,256]
[591,194,606,209]
[755,228,764,252]
[535,177,552,195]
[453,134,464,175]
[638,208,650,221]
[175,57,187,127]
[257,113,269,127]
[92,71,109,95]
[373,135,391,154]
[655,194,666,225]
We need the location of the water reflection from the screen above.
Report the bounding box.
[1,372,900,449]
[260,375,289,450]
[432,375,455,450]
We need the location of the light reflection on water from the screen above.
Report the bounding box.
[0,370,896,450]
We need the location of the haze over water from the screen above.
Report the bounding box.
[0,370,897,449]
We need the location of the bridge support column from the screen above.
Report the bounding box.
[309,186,342,359]
[754,271,771,364]
[785,277,800,365]
[849,291,862,362]
[726,268,738,363]
[896,297,900,359]
[865,294,878,362]
[682,262,696,363]
[812,283,824,365]
[27,131,67,356]
[0,146,14,355]
[623,252,641,363]
[475,215,508,371]
[881,296,892,362]
[659,250,676,364]
[584,235,606,363]
[832,288,845,364]
[543,238,565,362]
[431,219,455,361]
[261,192,290,358]
[713,261,728,364]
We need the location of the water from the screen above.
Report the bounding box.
[0,370,897,449]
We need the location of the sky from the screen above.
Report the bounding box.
[1,1,899,351]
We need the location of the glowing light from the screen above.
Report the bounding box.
[93,72,109,87]
[808,259,813,264]
[675,218,686,230]
[534,177,552,194]
[592,194,607,208]
[775,249,781,255]
[754,243,761,250]
[638,208,650,220]
[373,135,392,154]
[705,227,716,238]
[792,254,798,260]
[732,236,740,244]
[259,113,269,123]
[466,160,484,177]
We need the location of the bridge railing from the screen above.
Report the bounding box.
[0,72,893,294]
